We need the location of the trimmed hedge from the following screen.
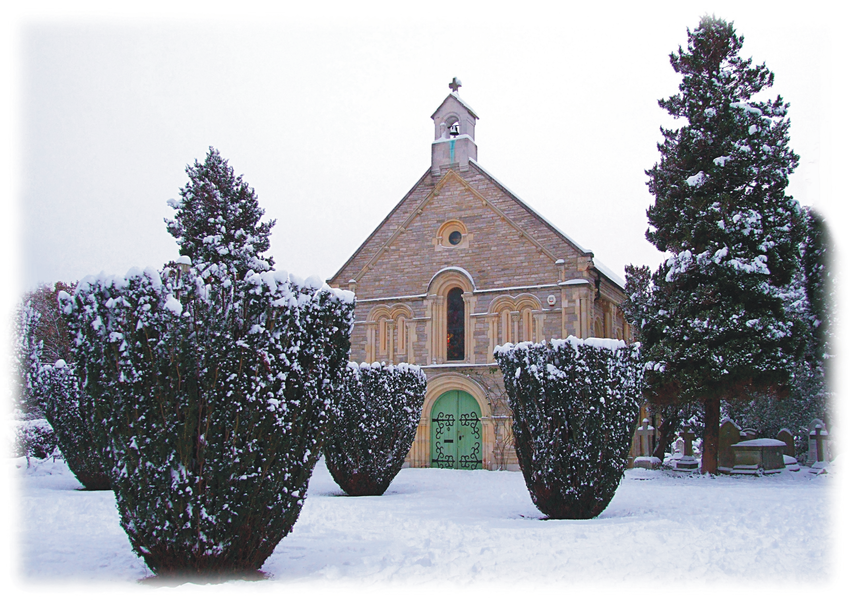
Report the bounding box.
[60,265,354,575]
[29,360,110,490]
[324,362,426,496]
[495,337,642,519]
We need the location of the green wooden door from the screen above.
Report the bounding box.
[431,390,482,469]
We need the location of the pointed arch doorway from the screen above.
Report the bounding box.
[430,390,482,469]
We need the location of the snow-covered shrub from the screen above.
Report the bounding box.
[323,362,426,496]
[14,418,57,459]
[60,265,354,575]
[495,337,642,519]
[29,360,110,490]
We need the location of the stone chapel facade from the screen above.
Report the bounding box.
[328,83,632,471]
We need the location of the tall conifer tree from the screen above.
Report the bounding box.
[166,147,275,277]
[62,148,354,574]
[639,16,803,474]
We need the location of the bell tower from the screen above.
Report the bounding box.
[431,77,479,175]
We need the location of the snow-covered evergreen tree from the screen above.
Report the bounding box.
[165,147,275,278]
[802,207,832,375]
[639,16,804,473]
[61,263,354,575]
[723,207,832,454]
[17,283,109,488]
[495,338,641,519]
[323,362,426,496]
[29,358,111,490]
[60,149,355,575]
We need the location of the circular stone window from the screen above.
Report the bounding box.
[436,219,469,249]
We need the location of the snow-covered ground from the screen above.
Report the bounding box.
[7,455,842,597]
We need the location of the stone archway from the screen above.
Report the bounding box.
[425,268,476,364]
[430,390,482,469]
[406,373,495,469]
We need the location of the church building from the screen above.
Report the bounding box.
[329,79,632,471]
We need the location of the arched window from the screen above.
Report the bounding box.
[500,309,511,345]
[446,287,465,361]
[397,315,406,353]
[521,308,534,342]
[379,318,388,354]
[427,268,474,364]
[593,317,604,338]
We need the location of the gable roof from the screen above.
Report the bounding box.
[328,163,625,291]
[430,92,479,120]
[328,167,432,285]
[469,160,625,288]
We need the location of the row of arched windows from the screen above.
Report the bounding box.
[365,291,544,364]
[489,294,542,346]
[366,304,414,364]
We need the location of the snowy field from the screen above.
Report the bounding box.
[7,455,844,597]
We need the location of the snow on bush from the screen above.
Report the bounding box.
[494,337,642,519]
[13,418,57,460]
[60,264,354,575]
[29,359,110,490]
[323,362,427,496]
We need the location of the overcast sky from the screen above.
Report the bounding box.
[2,2,848,590]
[4,1,847,300]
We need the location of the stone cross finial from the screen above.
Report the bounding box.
[449,77,462,93]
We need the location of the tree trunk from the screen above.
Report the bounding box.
[652,408,681,461]
[701,396,720,474]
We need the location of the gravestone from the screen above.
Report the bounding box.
[740,428,757,442]
[729,439,785,475]
[807,419,830,467]
[633,418,661,469]
[776,428,795,457]
[783,454,800,472]
[718,418,741,474]
[673,426,699,471]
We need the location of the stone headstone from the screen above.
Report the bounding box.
[673,437,684,456]
[718,418,741,473]
[776,428,795,458]
[740,428,757,442]
[637,418,654,457]
[807,419,830,467]
[633,418,661,469]
[673,426,699,471]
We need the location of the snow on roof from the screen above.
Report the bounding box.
[450,93,478,118]
[430,92,479,120]
[469,159,625,289]
[592,258,625,289]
